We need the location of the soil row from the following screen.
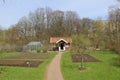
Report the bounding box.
[0,60,42,67]
[71,54,100,62]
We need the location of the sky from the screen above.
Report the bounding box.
[0,0,118,29]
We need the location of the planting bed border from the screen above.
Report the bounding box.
[71,54,100,62]
[4,53,50,59]
[0,60,42,67]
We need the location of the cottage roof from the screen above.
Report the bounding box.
[50,37,72,43]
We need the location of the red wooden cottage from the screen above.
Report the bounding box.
[50,37,72,51]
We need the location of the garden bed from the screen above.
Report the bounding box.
[71,54,100,62]
[4,53,50,59]
[0,60,42,67]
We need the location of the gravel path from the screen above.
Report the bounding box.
[46,52,64,80]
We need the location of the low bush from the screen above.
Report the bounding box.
[37,47,48,53]
[0,44,23,53]
[111,56,120,67]
[0,67,7,74]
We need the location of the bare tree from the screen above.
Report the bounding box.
[29,8,46,41]
[108,2,120,57]
[17,17,31,44]
[48,10,65,37]
[64,11,79,36]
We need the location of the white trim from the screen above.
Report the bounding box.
[59,46,65,51]
[56,39,68,43]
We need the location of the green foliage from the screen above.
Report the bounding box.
[0,44,23,53]
[91,20,107,49]
[111,56,120,67]
[72,34,91,46]
[37,47,48,53]
[71,34,91,53]
[0,52,20,59]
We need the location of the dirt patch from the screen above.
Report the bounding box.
[0,60,42,67]
[4,53,50,59]
[71,54,100,62]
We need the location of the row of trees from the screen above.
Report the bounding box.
[70,0,120,56]
[0,3,119,54]
[1,7,103,46]
[107,1,120,53]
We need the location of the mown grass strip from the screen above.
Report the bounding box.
[61,51,120,80]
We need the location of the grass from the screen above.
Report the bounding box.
[0,52,57,80]
[61,50,120,80]
[0,52,20,59]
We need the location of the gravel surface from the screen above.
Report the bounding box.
[46,52,64,80]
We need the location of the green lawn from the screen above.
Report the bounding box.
[0,52,57,80]
[61,51,120,80]
[0,52,20,59]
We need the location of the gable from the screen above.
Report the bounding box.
[50,37,72,43]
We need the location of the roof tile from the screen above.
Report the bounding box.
[50,37,72,43]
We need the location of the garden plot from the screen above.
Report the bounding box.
[4,53,50,59]
[0,60,42,67]
[71,54,100,62]
[0,53,50,67]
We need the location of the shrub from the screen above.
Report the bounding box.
[0,67,7,74]
[0,44,23,53]
[111,57,120,67]
[115,47,120,54]
[37,47,48,53]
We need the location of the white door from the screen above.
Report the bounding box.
[59,46,65,51]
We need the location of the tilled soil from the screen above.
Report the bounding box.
[71,54,100,62]
[0,60,42,67]
[4,53,50,59]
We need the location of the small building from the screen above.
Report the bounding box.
[50,37,72,51]
[26,42,42,52]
